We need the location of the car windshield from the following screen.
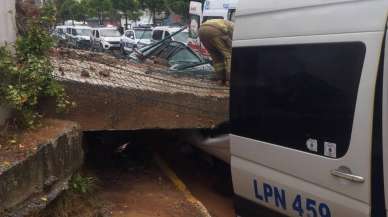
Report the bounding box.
[100,29,121,37]
[135,30,152,39]
[173,32,189,44]
[75,29,91,36]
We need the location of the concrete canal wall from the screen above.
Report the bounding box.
[0,120,84,217]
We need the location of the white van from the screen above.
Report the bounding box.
[90,27,122,51]
[202,0,238,22]
[231,0,388,217]
[66,26,92,49]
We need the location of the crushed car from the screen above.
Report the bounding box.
[128,27,214,79]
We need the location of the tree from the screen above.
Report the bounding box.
[113,0,140,29]
[166,0,189,19]
[58,0,79,23]
[88,0,113,25]
[77,0,91,24]
[140,0,165,24]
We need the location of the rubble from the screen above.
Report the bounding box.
[81,69,90,77]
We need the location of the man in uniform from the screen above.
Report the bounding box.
[199,19,234,86]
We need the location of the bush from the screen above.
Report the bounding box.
[0,3,71,129]
[69,174,97,194]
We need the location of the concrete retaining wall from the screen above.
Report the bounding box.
[0,120,84,217]
[42,80,229,131]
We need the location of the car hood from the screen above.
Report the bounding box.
[77,36,90,40]
[102,37,121,42]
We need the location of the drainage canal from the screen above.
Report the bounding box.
[29,129,234,217]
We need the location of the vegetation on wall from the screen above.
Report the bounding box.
[0,3,72,129]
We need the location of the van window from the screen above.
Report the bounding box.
[231,42,366,158]
[153,30,164,41]
[96,31,100,38]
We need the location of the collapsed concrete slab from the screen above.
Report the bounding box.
[45,49,229,131]
[0,119,83,217]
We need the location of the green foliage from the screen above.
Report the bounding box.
[167,0,190,17]
[69,174,97,194]
[140,0,165,14]
[0,3,72,129]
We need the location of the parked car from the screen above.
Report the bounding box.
[151,26,189,45]
[66,26,92,49]
[90,27,122,51]
[120,27,153,54]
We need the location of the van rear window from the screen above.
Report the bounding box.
[230,42,366,158]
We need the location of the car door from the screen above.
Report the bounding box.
[95,30,101,46]
[230,1,388,217]
[91,30,96,47]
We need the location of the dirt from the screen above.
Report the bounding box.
[0,119,78,173]
[30,159,210,217]
[95,165,204,217]
[157,144,235,217]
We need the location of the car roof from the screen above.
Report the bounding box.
[69,26,91,30]
[133,27,152,31]
[93,27,118,30]
[153,26,188,33]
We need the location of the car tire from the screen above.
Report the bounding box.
[121,45,127,55]
[98,43,104,52]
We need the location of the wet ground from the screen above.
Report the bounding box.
[31,130,235,217]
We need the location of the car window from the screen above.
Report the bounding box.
[231,42,366,158]
[135,30,152,39]
[75,29,91,36]
[100,29,121,37]
[152,30,164,41]
[173,32,188,44]
[169,48,201,64]
[96,31,100,38]
[126,31,134,38]
[164,31,171,38]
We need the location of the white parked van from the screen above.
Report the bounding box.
[66,26,92,49]
[91,27,122,51]
[231,0,388,217]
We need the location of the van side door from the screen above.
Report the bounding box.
[231,1,388,217]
